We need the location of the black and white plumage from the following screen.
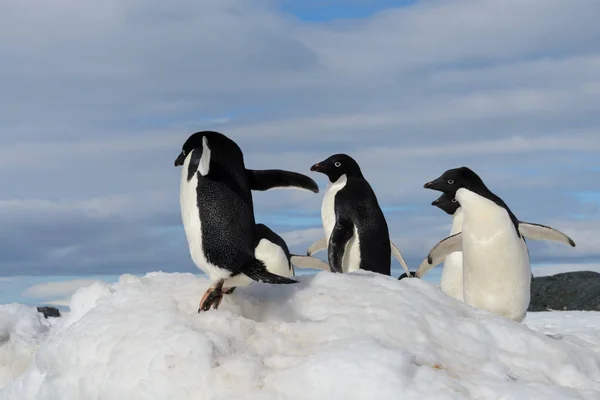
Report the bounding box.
[310,154,393,276]
[417,166,576,322]
[222,223,329,294]
[174,131,319,312]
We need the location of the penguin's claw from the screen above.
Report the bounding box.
[198,283,225,313]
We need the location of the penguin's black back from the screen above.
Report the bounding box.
[192,137,257,275]
[335,177,391,275]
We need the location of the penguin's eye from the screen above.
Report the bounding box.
[182,150,187,156]
[451,198,457,203]
[447,179,454,184]
[334,162,342,168]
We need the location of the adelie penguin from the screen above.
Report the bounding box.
[422,192,563,302]
[222,223,330,294]
[417,166,576,322]
[175,131,320,312]
[309,154,398,276]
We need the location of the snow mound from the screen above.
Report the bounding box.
[1,271,600,399]
[0,304,56,388]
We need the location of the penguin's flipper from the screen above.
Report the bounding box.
[390,241,411,277]
[328,219,354,273]
[243,260,299,284]
[290,255,330,271]
[518,222,576,247]
[415,233,462,278]
[247,169,319,193]
[307,237,327,256]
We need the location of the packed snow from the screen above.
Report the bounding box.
[1,271,600,400]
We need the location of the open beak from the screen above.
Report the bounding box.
[174,152,185,167]
[310,163,324,172]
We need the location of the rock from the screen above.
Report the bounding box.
[397,270,600,312]
[528,271,600,312]
[37,306,61,318]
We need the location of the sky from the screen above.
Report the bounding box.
[1,0,600,304]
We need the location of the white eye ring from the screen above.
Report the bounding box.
[448,179,454,184]
[334,162,341,167]
[182,150,187,156]
[451,198,457,203]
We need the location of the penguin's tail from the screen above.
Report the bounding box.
[243,260,299,284]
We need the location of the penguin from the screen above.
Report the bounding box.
[309,154,392,275]
[306,236,412,277]
[222,223,330,294]
[175,131,320,312]
[417,166,576,322]
[431,192,465,301]
[422,192,572,302]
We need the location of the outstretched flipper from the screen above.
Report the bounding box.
[328,219,354,273]
[290,255,330,271]
[307,237,327,256]
[518,222,576,247]
[415,233,463,278]
[247,169,319,193]
[390,242,412,277]
[243,260,299,284]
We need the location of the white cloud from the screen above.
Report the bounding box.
[281,228,324,247]
[22,279,101,299]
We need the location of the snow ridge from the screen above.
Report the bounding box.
[0,271,599,399]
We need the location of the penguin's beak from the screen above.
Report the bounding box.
[310,163,324,172]
[423,177,443,191]
[431,198,441,206]
[174,152,185,167]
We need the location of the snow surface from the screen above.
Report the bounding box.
[1,271,600,400]
[0,304,57,388]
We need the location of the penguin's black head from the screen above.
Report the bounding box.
[174,131,242,167]
[310,154,363,182]
[423,166,485,196]
[431,192,461,216]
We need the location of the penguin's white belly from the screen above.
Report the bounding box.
[321,175,347,240]
[342,226,361,273]
[223,239,293,289]
[255,239,293,278]
[440,252,464,301]
[441,210,464,301]
[320,175,361,272]
[180,153,231,282]
[460,207,531,322]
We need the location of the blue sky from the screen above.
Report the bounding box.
[281,0,418,21]
[1,0,600,306]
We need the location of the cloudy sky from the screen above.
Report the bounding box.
[1,0,599,303]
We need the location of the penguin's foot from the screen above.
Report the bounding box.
[198,280,225,313]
